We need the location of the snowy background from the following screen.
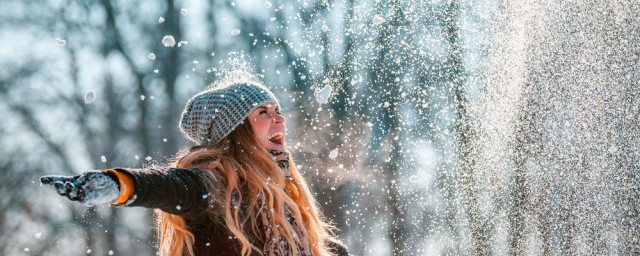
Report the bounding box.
[1,0,639,255]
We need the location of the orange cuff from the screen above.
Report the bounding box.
[106,169,135,205]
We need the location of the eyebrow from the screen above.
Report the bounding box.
[257,106,280,110]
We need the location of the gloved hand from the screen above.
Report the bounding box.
[40,171,120,207]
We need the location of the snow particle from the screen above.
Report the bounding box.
[108,250,114,255]
[180,8,188,16]
[24,248,30,252]
[161,35,176,47]
[321,24,330,32]
[145,156,152,161]
[158,16,165,23]
[87,249,92,254]
[177,41,189,47]
[264,0,272,8]
[84,91,96,104]
[373,15,386,26]
[176,205,182,210]
[329,149,339,159]
[56,38,67,46]
[34,232,42,239]
[140,95,146,101]
[148,53,156,60]
[316,85,333,104]
[101,155,107,163]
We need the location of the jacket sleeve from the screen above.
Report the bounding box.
[108,167,216,220]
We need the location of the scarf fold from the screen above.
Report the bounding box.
[268,149,301,199]
[265,149,312,256]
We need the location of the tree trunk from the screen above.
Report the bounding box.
[367,1,406,254]
[443,1,487,254]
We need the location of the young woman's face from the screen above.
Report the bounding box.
[247,102,287,152]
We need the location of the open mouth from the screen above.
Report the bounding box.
[267,132,285,145]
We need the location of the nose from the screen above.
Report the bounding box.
[273,113,285,124]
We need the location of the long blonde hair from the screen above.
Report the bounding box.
[156,120,341,256]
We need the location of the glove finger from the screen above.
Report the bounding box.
[41,175,74,185]
[53,181,68,196]
[65,181,82,201]
[67,193,81,202]
[64,181,75,192]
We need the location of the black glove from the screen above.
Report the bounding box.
[40,171,120,207]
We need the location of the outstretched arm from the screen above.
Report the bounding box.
[41,167,215,220]
[110,167,212,219]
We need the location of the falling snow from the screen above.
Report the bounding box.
[6,1,640,256]
[84,91,95,104]
[328,149,338,160]
[177,41,188,47]
[230,29,241,36]
[315,85,332,104]
[55,38,66,46]
[372,15,385,26]
[161,35,176,47]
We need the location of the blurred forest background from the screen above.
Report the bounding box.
[1,0,639,255]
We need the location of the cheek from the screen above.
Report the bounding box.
[251,118,270,138]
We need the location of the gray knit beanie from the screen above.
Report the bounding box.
[179,82,280,145]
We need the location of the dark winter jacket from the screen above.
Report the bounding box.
[110,167,349,256]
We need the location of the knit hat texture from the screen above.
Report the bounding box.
[179,82,280,145]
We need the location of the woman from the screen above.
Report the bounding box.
[41,81,349,256]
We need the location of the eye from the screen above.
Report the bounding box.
[259,109,268,115]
